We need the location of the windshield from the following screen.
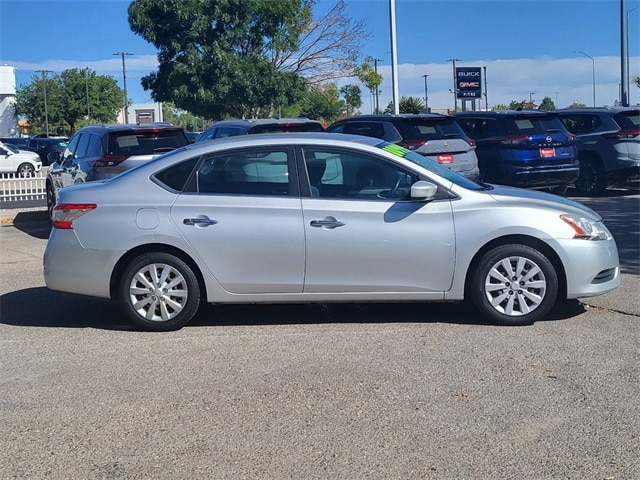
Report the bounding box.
[375,141,486,190]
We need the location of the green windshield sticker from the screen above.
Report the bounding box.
[382,144,410,157]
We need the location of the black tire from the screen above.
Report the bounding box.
[46,183,56,221]
[574,157,606,196]
[470,244,558,326]
[119,252,201,331]
[17,163,35,177]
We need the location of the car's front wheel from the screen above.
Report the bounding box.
[470,244,558,326]
[17,163,35,177]
[119,252,201,331]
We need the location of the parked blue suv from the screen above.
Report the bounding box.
[455,110,579,194]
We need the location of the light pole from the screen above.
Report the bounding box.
[625,4,640,106]
[447,58,461,112]
[84,68,90,119]
[575,50,596,107]
[422,74,429,112]
[36,70,53,136]
[374,58,383,114]
[113,52,133,122]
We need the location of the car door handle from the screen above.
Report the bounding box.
[310,217,345,229]
[183,216,218,227]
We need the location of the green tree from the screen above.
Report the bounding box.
[15,69,122,134]
[537,96,556,111]
[162,102,210,132]
[353,56,383,112]
[508,99,536,110]
[634,76,640,89]
[297,84,343,123]
[339,84,361,116]
[567,101,587,108]
[128,0,309,119]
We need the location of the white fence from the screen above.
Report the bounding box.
[0,171,46,203]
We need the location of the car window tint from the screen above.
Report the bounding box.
[507,115,565,134]
[108,130,185,156]
[190,148,291,196]
[406,118,464,140]
[615,111,640,129]
[214,127,235,138]
[154,157,199,192]
[63,134,81,161]
[302,146,418,201]
[85,133,103,157]
[340,122,386,139]
[75,133,92,158]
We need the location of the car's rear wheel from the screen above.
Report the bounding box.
[46,183,56,220]
[17,163,35,177]
[574,157,606,196]
[470,244,558,326]
[119,252,201,331]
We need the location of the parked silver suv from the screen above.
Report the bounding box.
[327,114,480,181]
[557,107,639,195]
[46,123,190,217]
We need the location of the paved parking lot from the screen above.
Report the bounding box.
[1,188,638,479]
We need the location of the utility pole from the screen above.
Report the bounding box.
[113,52,133,122]
[448,58,461,113]
[36,70,53,136]
[374,58,383,114]
[422,74,429,112]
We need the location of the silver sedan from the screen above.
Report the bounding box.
[43,133,620,331]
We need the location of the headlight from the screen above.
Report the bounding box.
[560,214,612,241]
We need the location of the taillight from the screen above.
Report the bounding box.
[93,154,128,167]
[398,139,426,150]
[603,129,640,139]
[52,203,97,229]
[498,135,530,145]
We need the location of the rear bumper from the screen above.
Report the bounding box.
[497,164,580,188]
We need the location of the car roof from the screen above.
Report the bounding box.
[185,131,382,150]
[211,118,322,126]
[335,113,452,121]
[76,123,185,134]
[555,107,639,114]
[455,109,555,117]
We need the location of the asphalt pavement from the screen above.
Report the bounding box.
[1,189,638,479]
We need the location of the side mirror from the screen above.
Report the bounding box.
[47,151,62,164]
[410,180,437,201]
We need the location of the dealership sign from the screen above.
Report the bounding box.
[456,67,482,99]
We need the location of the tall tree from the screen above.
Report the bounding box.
[537,96,556,111]
[353,56,383,112]
[298,84,343,124]
[274,0,370,85]
[128,0,309,119]
[339,84,362,116]
[14,69,122,134]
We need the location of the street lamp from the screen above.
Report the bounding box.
[447,58,461,112]
[575,50,596,107]
[422,74,429,112]
[36,70,53,136]
[113,52,133,122]
[374,58,383,114]
[625,5,640,106]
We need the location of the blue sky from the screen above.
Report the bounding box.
[1,0,639,112]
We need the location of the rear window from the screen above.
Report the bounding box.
[107,130,189,156]
[613,110,640,130]
[402,118,466,140]
[506,114,566,135]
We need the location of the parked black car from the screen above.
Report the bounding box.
[0,137,29,149]
[556,107,639,195]
[46,123,190,218]
[327,114,480,180]
[196,118,325,142]
[455,110,579,194]
[25,137,68,165]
